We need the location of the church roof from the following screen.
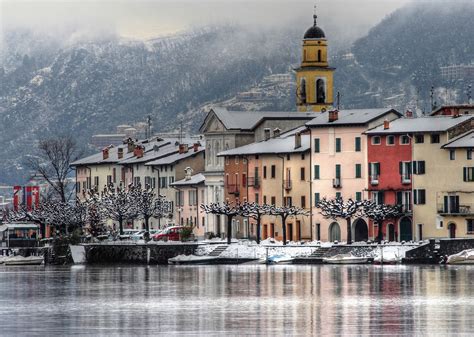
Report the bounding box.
[304,13,325,39]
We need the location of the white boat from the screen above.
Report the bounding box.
[264,254,294,265]
[4,256,44,266]
[0,256,9,264]
[323,254,368,264]
[373,255,400,264]
[69,245,86,264]
[447,249,474,264]
[168,254,217,265]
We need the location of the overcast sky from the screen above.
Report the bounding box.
[1,0,413,41]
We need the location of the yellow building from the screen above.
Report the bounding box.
[295,11,335,113]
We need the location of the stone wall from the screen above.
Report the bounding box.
[439,239,474,256]
[85,243,198,264]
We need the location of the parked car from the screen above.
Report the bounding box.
[119,229,139,240]
[152,226,184,241]
[132,230,160,241]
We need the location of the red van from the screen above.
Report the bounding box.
[152,226,184,241]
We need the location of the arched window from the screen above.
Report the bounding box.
[329,222,341,242]
[316,78,326,103]
[300,78,307,104]
[317,50,321,62]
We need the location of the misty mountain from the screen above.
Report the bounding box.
[0,1,473,185]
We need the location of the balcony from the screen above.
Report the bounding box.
[399,204,412,213]
[400,174,411,184]
[332,178,341,188]
[283,180,292,190]
[247,177,260,188]
[437,203,474,215]
[370,174,379,185]
[226,184,240,196]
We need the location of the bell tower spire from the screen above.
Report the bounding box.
[295,7,335,113]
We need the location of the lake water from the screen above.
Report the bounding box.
[0,265,473,336]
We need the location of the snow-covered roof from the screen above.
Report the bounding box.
[0,223,39,231]
[217,133,310,156]
[145,147,205,166]
[170,173,205,186]
[442,130,474,148]
[306,108,401,127]
[200,107,316,131]
[365,115,473,134]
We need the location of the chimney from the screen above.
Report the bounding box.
[264,128,271,141]
[102,147,109,160]
[273,128,281,138]
[383,119,390,130]
[294,132,301,149]
[124,138,135,153]
[405,110,413,118]
[184,167,193,180]
[117,148,124,159]
[179,144,189,154]
[134,145,144,158]
[193,143,199,152]
[328,110,339,122]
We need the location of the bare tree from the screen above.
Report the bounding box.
[201,202,242,245]
[316,197,365,244]
[101,184,137,235]
[27,135,81,202]
[241,202,272,244]
[363,201,402,244]
[269,205,308,245]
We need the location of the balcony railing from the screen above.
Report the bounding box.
[247,177,260,188]
[401,174,411,184]
[398,204,412,213]
[283,180,292,190]
[370,174,379,185]
[437,203,474,215]
[226,184,240,195]
[333,178,341,188]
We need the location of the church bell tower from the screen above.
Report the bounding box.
[295,8,335,112]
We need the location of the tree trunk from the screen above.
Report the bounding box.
[346,218,352,244]
[145,216,150,233]
[227,216,233,245]
[282,215,288,245]
[119,216,124,236]
[377,221,383,244]
[256,215,261,244]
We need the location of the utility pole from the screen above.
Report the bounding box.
[336,91,341,110]
[467,84,472,104]
[430,86,435,111]
[146,115,152,139]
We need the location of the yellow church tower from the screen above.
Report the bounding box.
[295,8,335,112]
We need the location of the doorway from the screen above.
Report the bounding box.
[353,218,369,242]
[388,223,395,242]
[448,223,456,238]
[399,217,412,241]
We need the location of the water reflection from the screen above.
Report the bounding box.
[0,265,474,335]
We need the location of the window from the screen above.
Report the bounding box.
[431,134,440,143]
[271,165,276,178]
[386,135,395,145]
[396,191,411,212]
[286,154,291,161]
[314,165,320,179]
[314,192,320,205]
[112,168,116,183]
[301,153,305,160]
[314,138,320,153]
[335,138,342,152]
[467,219,474,233]
[355,137,361,151]
[301,196,306,209]
[271,196,276,205]
[400,135,410,145]
[355,164,362,178]
[415,134,424,143]
[160,177,167,188]
[336,192,341,199]
[412,161,425,174]
[369,162,380,182]
[463,167,474,182]
[255,193,259,204]
[169,176,174,185]
[413,189,426,205]
[335,164,341,179]
[399,161,412,182]
[235,156,239,164]
[450,150,456,160]
[372,191,384,205]
[242,174,247,187]
[371,136,381,145]
[356,192,362,202]
[176,191,184,207]
[300,167,305,181]
[263,166,267,179]
[263,196,267,204]
[284,197,292,207]
[468,149,473,160]
[107,175,112,185]
[189,190,197,206]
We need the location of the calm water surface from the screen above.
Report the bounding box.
[0,264,473,336]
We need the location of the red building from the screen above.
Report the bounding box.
[365,120,413,241]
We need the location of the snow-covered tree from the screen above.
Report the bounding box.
[363,201,402,244]
[241,202,272,244]
[101,184,137,235]
[201,202,242,245]
[316,197,365,244]
[269,205,308,245]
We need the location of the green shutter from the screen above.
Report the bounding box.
[314,138,320,153]
[335,164,341,179]
[336,192,341,199]
[464,167,468,182]
[355,137,361,152]
[314,165,320,179]
[355,164,361,178]
[336,138,341,152]
[356,192,362,201]
[314,192,320,205]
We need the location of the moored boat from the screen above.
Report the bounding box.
[3,256,44,266]
[264,254,294,265]
[323,254,368,264]
[447,249,474,264]
[168,254,217,265]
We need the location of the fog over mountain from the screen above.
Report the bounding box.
[0,0,472,185]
